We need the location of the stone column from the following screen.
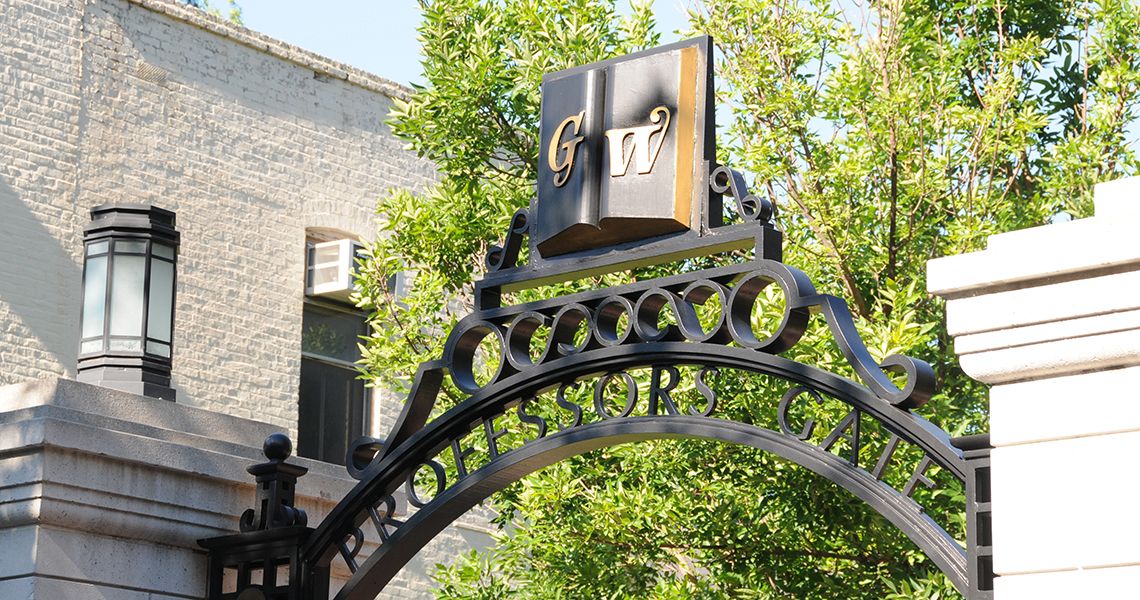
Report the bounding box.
[928,178,1140,598]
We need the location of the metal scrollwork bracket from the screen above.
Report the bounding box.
[710,164,775,225]
[485,208,529,273]
[480,208,530,310]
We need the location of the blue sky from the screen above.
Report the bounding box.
[238,0,694,87]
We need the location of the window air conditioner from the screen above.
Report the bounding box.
[305,239,364,302]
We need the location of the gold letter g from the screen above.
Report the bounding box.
[547,111,585,187]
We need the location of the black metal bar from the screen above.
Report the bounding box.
[201,47,995,596]
[333,417,967,600]
[474,223,781,308]
[954,434,995,600]
[301,342,968,594]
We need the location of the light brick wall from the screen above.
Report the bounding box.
[0,0,435,431]
[0,1,487,597]
[0,0,88,388]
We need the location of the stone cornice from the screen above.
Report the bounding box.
[124,0,414,101]
[927,178,1140,384]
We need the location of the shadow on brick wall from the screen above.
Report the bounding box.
[0,178,81,378]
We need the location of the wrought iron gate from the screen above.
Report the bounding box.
[201,37,994,600]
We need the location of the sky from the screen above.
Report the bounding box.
[237,0,694,87]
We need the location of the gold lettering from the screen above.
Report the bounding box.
[604,105,671,177]
[547,111,585,187]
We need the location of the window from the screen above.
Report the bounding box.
[297,301,368,464]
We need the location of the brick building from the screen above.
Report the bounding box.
[0,0,488,597]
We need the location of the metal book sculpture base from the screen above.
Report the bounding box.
[201,164,993,600]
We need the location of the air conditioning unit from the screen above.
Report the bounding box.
[305,239,364,302]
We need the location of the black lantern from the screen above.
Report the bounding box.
[77,203,180,400]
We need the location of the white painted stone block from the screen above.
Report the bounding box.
[928,179,1140,303]
[928,177,1140,597]
[1094,176,1140,220]
[33,526,203,595]
[954,309,1140,355]
[990,366,1140,446]
[0,379,495,598]
[994,565,1140,600]
[0,526,38,579]
[927,218,1140,299]
[991,431,1140,575]
[945,271,1140,337]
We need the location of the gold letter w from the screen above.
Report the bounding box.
[604,106,671,177]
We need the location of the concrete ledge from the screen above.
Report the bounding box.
[928,181,1140,299]
[957,325,1140,384]
[944,271,1140,337]
[1094,176,1140,220]
[124,0,411,100]
[0,575,193,600]
[0,377,276,446]
[0,378,356,492]
[929,180,1140,384]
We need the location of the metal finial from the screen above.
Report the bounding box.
[239,434,308,532]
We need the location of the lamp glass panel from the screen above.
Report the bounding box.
[146,340,170,357]
[152,243,175,259]
[109,338,143,352]
[109,254,145,337]
[86,241,109,256]
[81,255,107,339]
[147,259,174,343]
[80,339,103,354]
[116,240,146,254]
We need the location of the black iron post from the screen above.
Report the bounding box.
[200,434,318,600]
[953,434,995,600]
[77,203,180,400]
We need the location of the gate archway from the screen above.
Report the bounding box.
[200,36,993,600]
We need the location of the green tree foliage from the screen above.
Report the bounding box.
[355,0,1140,597]
[183,0,243,25]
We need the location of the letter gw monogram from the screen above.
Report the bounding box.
[547,105,672,186]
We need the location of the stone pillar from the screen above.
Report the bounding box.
[0,377,492,599]
[0,377,357,599]
[928,178,1140,598]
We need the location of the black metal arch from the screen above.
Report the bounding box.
[335,416,965,600]
[300,343,971,599]
[201,174,994,600]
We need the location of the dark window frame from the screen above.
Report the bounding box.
[297,297,371,465]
